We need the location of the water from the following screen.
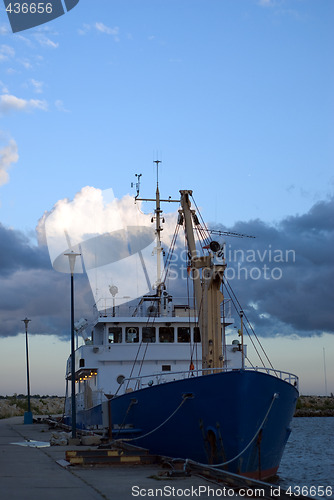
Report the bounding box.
[277,417,334,498]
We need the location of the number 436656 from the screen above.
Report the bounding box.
[6,3,53,14]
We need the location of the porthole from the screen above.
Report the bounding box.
[117,374,125,385]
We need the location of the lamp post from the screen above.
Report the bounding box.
[64,250,81,439]
[22,317,32,424]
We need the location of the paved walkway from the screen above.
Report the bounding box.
[0,416,244,500]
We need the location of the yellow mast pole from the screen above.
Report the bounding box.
[154,160,163,287]
[180,190,226,373]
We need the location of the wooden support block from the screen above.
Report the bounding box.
[69,457,84,464]
[66,451,77,458]
[120,456,140,463]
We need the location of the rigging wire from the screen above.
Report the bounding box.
[191,192,275,373]
[130,190,275,382]
[185,234,197,372]
[223,277,277,374]
[191,194,210,235]
[222,277,266,368]
[136,301,162,383]
[162,222,180,286]
[245,355,256,369]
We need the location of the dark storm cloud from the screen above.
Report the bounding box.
[0,196,333,339]
[211,196,334,337]
[0,223,50,276]
[0,224,94,338]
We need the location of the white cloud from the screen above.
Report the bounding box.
[15,34,34,47]
[55,99,70,113]
[0,94,48,114]
[0,81,9,94]
[0,44,15,62]
[40,187,176,309]
[95,22,120,41]
[258,0,274,5]
[18,58,33,70]
[34,34,59,49]
[77,23,120,41]
[77,23,91,36]
[0,25,9,36]
[0,138,18,186]
[30,79,44,94]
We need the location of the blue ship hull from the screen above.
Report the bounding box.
[75,369,298,480]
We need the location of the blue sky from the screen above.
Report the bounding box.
[0,0,333,396]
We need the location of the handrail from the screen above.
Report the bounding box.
[94,296,234,320]
[117,366,299,394]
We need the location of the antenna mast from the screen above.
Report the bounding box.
[134,161,179,292]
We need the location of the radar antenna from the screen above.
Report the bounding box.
[131,173,142,199]
[208,229,255,239]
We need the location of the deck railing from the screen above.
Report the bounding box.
[94,297,233,320]
[117,365,299,394]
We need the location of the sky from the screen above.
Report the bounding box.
[0,0,333,396]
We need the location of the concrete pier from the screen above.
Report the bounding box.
[0,416,247,500]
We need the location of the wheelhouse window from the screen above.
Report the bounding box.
[177,327,190,343]
[194,327,201,343]
[142,326,156,343]
[126,326,139,343]
[159,326,174,343]
[108,326,122,343]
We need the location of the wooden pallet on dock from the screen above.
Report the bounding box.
[65,445,161,466]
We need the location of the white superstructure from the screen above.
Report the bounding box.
[65,300,247,414]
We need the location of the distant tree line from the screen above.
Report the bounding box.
[0,394,64,399]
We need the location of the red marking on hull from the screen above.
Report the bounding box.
[241,465,279,481]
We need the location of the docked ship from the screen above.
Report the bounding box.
[62,166,299,480]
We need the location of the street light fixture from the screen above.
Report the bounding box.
[64,250,81,439]
[22,317,32,425]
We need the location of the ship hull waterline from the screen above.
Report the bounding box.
[68,369,298,480]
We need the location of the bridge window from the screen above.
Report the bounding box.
[159,326,174,343]
[108,327,122,343]
[126,326,139,343]
[194,327,201,343]
[177,327,190,343]
[142,326,156,343]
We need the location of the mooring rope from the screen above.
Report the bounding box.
[123,394,190,442]
[186,392,279,469]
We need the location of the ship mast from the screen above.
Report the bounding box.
[135,162,179,295]
[180,190,226,373]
